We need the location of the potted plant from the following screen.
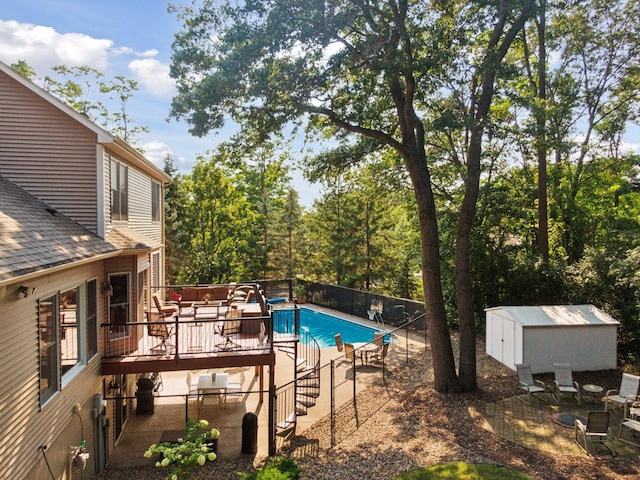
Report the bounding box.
[203,426,219,454]
[201,293,212,306]
[293,285,307,304]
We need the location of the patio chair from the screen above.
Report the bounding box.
[553,363,581,405]
[515,364,548,405]
[334,333,344,352]
[605,372,640,412]
[372,342,389,365]
[147,311,174,354]
[185,372,198,396]
[344,343,363,367]
[152,293,176,316]
[373,332,384,352]
[256,321,268,348]
[215,309,242,350]
[574,411,615,456]
[226,370,245,401]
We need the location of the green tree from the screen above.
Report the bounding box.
[168,0,535,393]
[178,155,258,283]
[211,136,294,280]
[549,0,640,261]
[164,154,186,285]
[10,60,36,80]
[23,63,150,145]
[43,65,105,118]
[275,187,304,279]
[100,76,149,144]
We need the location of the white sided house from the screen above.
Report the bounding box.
[485,305,619,374]
[0,61,171,480]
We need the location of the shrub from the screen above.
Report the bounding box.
[238,456,301,480]
[144,418,219,480]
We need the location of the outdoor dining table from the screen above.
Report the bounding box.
[352,342,379,364]
[197,373,229,407]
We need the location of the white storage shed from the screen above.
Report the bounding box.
[485,305,618,374]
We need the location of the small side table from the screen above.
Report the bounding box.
[583,384,604,403]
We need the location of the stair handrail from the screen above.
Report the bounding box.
[274,309,321,434]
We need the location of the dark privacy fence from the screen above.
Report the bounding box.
[260,279,427,333]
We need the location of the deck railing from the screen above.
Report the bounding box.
[101,314,272,359]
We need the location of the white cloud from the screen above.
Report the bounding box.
[620,140,640,155]
[111,46,134,56]
[141,140,185,168]
[128,58,175,96]
[0,20,112,71]
[139,48,159,58]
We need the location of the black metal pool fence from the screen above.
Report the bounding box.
[260,279,426,332]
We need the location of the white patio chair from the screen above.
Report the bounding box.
[553,363,581,405]
[605,373,640,412]
[186,371,199,397]
[515,364,548,405]
[226,370,245,402]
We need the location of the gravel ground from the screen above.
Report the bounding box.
[95,337,640,480]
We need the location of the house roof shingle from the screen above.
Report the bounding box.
[106,226,162,251]
[0,175,119,283]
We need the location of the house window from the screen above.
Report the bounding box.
[111,158,128,221]
[39,296,59,404]
[38,281,96,406]
[60,287,80,376]
[108,273,130,337]
[86,279,98,359]
[151,181,161,221]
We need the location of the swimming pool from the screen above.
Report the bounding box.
[275,307,389,348]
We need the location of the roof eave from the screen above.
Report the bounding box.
[0,250,122,288]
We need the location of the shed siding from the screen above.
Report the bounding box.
[0,71,99,233]
[524,326,617,373]
[486,306,618,374]
[0,262,105,479]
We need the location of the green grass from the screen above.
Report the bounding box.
[394,462,535,480]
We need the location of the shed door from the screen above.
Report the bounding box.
[502,318,515,369]
[490,314,515,369]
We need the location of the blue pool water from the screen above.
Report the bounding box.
[294,307,388,348]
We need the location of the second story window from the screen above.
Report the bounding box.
[111,158,128,221]
[151,181,161,221]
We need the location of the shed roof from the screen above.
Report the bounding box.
[485,304,619,327]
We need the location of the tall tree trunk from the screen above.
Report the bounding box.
[536,0,549,263]
[456,130,480,392]
[456,0,535,392]
[407,152,461,393]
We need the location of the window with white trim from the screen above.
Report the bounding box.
[38,279,97,406]
[39,296,59,404]
[152,180,161,221]
[111,158,128,221]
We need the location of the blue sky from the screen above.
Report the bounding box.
[2,2,638,207]
[0,0,320,206]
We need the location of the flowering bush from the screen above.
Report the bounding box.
[144,418,219,480]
